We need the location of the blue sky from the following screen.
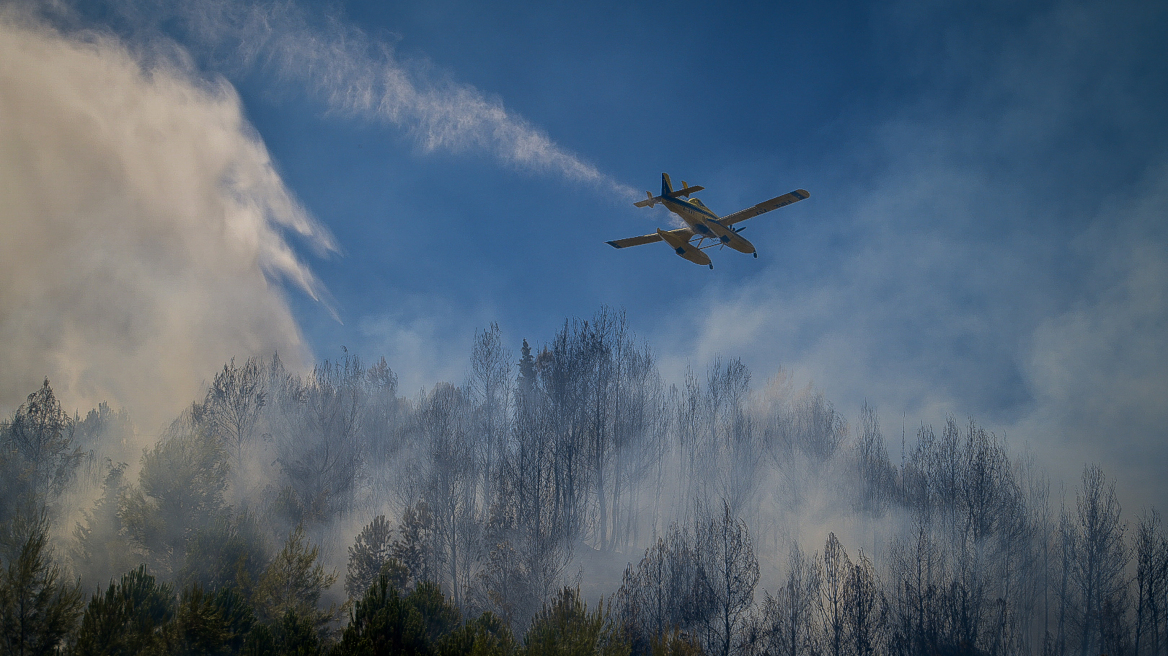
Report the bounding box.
[2,0,1166,507]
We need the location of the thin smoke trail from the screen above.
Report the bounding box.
[110,0,642,200]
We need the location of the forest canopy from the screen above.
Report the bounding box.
[0,307,1164,655]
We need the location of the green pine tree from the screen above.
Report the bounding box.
[171,584,255,656]
[242,609,324,656]
[71,463,134,593]
[333,574,431,656]
[521,587,629,656]
[435,611,516,656]
[72,565,175,656]
[120,429,229,578]
[346,516,395,600]
[0,511,84,656]
[251,525,338,638]
[179,510,270,600]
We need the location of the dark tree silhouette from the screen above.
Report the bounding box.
[347,515,395,600]
[1,380,82,522]
[0,511,84,656]
[699,502,759,656]
[760,542,821,656]
[1135,509,1167,656]
[1065,465,1130,656]
[120,428,229,578]
[73,565,175,655]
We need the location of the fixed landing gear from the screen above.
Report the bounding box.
[753,252,758,258]
[709,264,714,270]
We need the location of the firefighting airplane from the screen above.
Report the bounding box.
[606,173,809,268]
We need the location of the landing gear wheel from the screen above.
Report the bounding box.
[753,252,758,258]
[709,264,714,270]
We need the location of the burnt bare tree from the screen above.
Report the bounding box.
[487,338,570,626]
[362,356,402,470]
[538,319,596,547]
[708,359,762,525]
[1063,465,1130,656]
[614,520,715,655]
[893,416,1044,654]
[843,550,887,656]
[888,522,945,656]
[274,356,365,524]
[469,323,511,519]
[407,381,485,609]
[792,391,847,465]
[821,532,852,656]
[609,335,667,551]
[1135,509,1167,656]
[697,501,760,656]
[760,542,822,656]
[853,403,895,515]
[203,357,266,463]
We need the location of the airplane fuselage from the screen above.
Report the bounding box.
[608,173,809,267]
[659,196,756,255]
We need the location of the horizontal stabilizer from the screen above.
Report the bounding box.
[633,184,705,208]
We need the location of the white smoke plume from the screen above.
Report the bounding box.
[1,0,643,431]
[0,9,337,429]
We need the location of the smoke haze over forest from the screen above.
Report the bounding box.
[1,0,1167,653]
[2,0,1165,509]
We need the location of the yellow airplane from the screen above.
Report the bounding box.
[607,173,809,268]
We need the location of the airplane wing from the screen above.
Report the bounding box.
[606,227,694,249]
[719,189,810,227]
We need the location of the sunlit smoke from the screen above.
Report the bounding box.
[0,10,336,428]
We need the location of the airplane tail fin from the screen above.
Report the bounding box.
[632,173,702,207]
[661,173,674,197]
[659,172,704,198]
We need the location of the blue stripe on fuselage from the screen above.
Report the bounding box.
[661,195,720,223]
